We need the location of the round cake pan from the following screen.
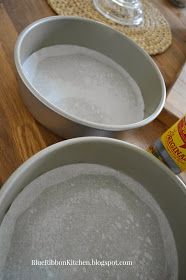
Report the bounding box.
[0,137,185,278]
[14,16,166,139]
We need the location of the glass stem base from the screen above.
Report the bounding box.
[93,0,143,26]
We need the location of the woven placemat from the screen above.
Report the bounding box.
[47,0,172,55]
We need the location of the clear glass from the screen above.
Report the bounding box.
[93,0,143,26]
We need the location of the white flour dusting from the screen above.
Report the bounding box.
[0,164,177,279]
[22,45,144,125]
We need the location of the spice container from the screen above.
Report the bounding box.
[148,114,186,174]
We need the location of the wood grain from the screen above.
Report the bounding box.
[153,0,186,90]
[0,0,185,185]
[0,3,60,184]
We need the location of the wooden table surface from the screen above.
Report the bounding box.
[0,0,186,185]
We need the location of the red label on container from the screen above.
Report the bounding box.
[178,117,186,149]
